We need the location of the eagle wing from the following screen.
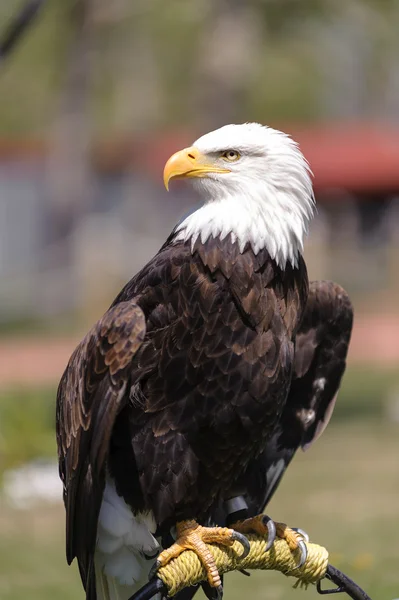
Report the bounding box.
[56,301,146,589]
[292,280,354,449]
[242,280,354,515]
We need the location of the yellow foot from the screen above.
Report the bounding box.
[232,515,308,568]
[150,519,250,592]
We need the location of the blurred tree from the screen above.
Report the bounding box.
[254,0,333,35]
[0,0,46,61]
[191,0,263,129]
[314,0,399,121]
[0,0,398,132]
[46,0,94,249]
[0,0,70,134]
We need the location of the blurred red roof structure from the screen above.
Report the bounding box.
[286,123,399,195]
[3,122,399,197]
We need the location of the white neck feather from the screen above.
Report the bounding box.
[170,123,315,268]
[174,182,314,268]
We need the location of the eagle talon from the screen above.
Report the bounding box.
[286,539,308,572]
[150,520,242,590]
[231,514,277,551]
[291,527,310,543]
[232,515,308,569]
[231,531,250,558]
[273,522,309,570]
[262,516,277,552]
[296,540,308,569]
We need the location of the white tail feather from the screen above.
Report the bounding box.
[95,554,158,600]
[94,477,161,600]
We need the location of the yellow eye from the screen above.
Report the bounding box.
[222,150,241,162]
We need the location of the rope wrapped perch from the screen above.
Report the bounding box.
[156,534,328,597]
[131,533,373,600]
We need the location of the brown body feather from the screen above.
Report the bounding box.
[56,234,308,596]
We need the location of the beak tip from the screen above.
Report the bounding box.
[163,146,199,190]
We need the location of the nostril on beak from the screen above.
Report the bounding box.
[187,153,196,160]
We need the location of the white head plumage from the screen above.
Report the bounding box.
[168,123,315,268]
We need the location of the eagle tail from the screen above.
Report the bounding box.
[95,570,125,600]
[94,556,154,600]
[92,478,161,600]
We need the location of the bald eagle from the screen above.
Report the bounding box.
[56,123,352,600]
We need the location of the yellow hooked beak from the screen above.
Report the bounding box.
[163,146,230,190]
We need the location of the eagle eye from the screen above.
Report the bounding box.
[221,150,241,162]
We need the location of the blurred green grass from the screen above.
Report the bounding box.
[0,367,399,599]
[0,387,55,477]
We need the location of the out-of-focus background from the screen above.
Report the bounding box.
[0,1,399,599]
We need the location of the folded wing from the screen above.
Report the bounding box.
[243,280,354,514]
[56,302,146,592]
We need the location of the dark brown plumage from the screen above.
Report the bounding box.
[56,233,308,597]
[231,280,354,518]
[115,236,307,523]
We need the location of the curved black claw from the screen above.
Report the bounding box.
[148,559,161,581]
[201,577,224,600]
[262,516,277,552]
[231,531,250,558]
[295,539,308,570]
[291,527,310,543]
[143,548,161,560]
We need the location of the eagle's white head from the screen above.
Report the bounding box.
[163,123,315,268]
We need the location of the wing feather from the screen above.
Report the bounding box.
[56,301,146,590]
[238,280,353,515]
[293,280,354,449]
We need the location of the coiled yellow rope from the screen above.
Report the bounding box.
[157,534,329,597]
